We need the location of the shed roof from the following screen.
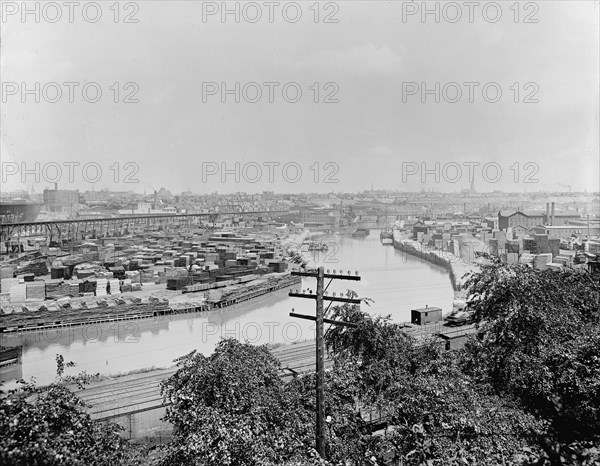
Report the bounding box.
[412,307,442,313]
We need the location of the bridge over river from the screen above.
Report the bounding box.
[0,209,288,245]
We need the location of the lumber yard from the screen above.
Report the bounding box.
[0,227,299,332]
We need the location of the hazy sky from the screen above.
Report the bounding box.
[1,1,598,194]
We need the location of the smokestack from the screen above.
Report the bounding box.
[546,203,550,225]
[54,182,58,191]
[551,202,555,226]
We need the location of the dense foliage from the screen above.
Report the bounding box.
[159,263,599,465]
[159,340,321,465]
[463,260,600,430]
[0,356,137,466]
[462,259,600,463]
[324,308,547,465]
[2,262,598,465]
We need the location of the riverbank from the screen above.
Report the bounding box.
[392,230,477,298]
[3,232,455,387]
[0,273,300,333]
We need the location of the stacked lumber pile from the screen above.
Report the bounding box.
[1,278,20,294]
[95,278,108,296]
[17,260,49,277]
[25,282,46,300]
[9,283,27,302]
[205,274,299,304]
[108,279,121,294]
[45,280,80,299]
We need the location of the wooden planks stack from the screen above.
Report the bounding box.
[120,278,133,293]
[45,280,79,299]
[9,283,27,302]
[108,279,121,295]
[1,278,20,294]
[25,282,46,300]
[182,282,214,293]
[17,261,48,277]
[95,278,108,296]
[1,267,15,279]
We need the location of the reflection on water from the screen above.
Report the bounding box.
[1,235,454,386]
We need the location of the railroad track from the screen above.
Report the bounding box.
[78,326,471,423]
[77,340,321,421]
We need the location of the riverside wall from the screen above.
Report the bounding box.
[392,231,476,294]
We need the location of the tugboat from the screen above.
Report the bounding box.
[380,231,393,245]
[352,228,370,238]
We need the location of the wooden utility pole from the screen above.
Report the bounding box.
[289,266,361,459]
[315,266,325,452]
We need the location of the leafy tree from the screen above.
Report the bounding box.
[0,355,138,466]
[156,261,600,465]
[287,368,373,464]
[159,339,320,466]
[324,305,547,465]
[462,259,600,439]
[325,301,443,398]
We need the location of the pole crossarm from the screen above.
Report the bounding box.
[291,270,361,281]
[288,293,361,304]
[288,265,362,460]
[289,312,358,328]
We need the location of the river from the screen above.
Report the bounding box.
[1,234,454,386]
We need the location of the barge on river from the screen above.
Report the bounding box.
[0,273,301,334]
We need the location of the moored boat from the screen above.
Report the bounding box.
[352,228,370,238]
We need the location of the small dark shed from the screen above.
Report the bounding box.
[411,306,442,325]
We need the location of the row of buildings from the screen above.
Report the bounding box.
[497,203,599,240]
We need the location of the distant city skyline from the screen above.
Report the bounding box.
[1,184,598,198]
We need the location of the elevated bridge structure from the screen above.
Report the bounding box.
[0,210,288,244]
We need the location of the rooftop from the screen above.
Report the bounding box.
[412,307,442,313]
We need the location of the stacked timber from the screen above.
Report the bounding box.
[1,278,20,294]
[50,267,67,279]
[120,279,133,293]
[0,267,15,279]
[25,282,46,300]
[95,278,108,296]
[45,280,79,299]
[9,284,27,302]
[183,282,214,293]
[79,280,97,293]
[131,283,142,292]
[167,277,189,290]
[17,261,48,277]
[108,279,121,294]
[205,274,300,304]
